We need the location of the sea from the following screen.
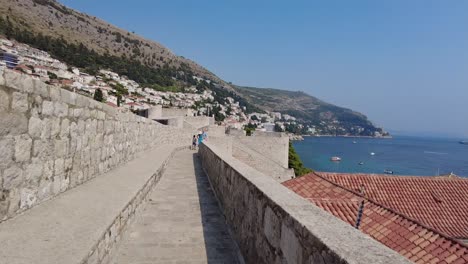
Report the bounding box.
[293,136,468,177]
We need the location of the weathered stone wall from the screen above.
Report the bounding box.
[0,70,191,221]
[232,141,294,182]
[183,116,213,130]
[234,134,289,168]
[207,136,232,156]
[199,142,411,264]
[205,125,226,137]
[161,107,193,117]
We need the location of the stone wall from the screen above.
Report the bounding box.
[207,125,226,137]
[0,70,191,221]
[199,142,411,264]
[232,141,294,182]
[161,107,193,117]
[234,134,289,168]
[184,116,213,130]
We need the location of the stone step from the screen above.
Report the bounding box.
[0,144,183,264]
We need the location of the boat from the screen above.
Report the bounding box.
[330,156,342,162]
[384,169,394,174]
[352,141,357,144]
[370,152,375,156]
[460,141,468,145]
[358,162,364,165]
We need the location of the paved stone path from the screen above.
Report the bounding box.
[111,150,242,264]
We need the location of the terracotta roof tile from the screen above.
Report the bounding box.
[283,173,468,263]
[317,172,468,239]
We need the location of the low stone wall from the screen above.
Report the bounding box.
[85,146,185,264]
[184,116,213,130]
[205,125,226,137]
[0,70,191,221]
[199,142,411,264]
[161,107,193,117]
[232,141,294,182]
[234,134,289,168]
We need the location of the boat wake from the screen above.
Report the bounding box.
[424,151,448,155]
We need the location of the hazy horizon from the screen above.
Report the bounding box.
[61,0,468,138]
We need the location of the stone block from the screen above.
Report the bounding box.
[7,188,20,215]
[0,191,8,220]
[76,94,90,108]
[0,88,10,111]
[49,86,61,101]
[30,95,43,116]
[51,176,61,195]
[0,112,30,137]
[54,139,69,158]
[40,118,52,140]
[0,68,4,86]
[54,102,68,117]
[43,160,54,181]
[33,79,49,98]
[264,207,281,249]
[28,116,44,139]
[42,101,54,116]
[11,92,29,113]
[69,121,78,138]
[54,158,65,176]
[60,89,76,105]
[14,134,32,162]
[3,165,24,189]
[4,70,33,93]
[280,223,302,264]
[20,188,37,209]
[0,138,14,168]
[33,139,53,158]
[73,108,83,118]
[60,119,70,138]
[24,158,43,185]
[60,174,70,192]
[50,118,61,138]
[37,179,52,201]
[97,111,106,120]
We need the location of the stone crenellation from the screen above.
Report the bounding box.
[0,69,191,222]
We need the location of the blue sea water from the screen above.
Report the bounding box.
[293,136,468,177]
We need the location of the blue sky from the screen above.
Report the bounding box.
[61,0,468,138]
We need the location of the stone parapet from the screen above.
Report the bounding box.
[199,142,411,264]
[233,134,289,169]
[0,70,191,221]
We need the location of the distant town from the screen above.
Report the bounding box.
[0,36,389,139]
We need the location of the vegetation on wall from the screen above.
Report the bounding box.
[288,142,312,176]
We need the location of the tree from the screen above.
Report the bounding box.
[47,71,58,80]
[274,124,284,132]
[117,94,122,107]
[288,142,312,176]
[93,88,104,102]
[244,123,257,136]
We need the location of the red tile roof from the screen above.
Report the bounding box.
[283,173,468,264]
[318,172,468,239]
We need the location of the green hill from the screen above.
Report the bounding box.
[235,86,387,136]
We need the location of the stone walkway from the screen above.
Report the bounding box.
[111,150,242,264]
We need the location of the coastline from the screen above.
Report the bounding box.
[303,134,393,139]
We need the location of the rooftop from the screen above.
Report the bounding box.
[318,172,468,239]
[283,173,468,263]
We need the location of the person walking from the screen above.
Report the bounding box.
[191,135,197,150]
[197,132,203,146]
